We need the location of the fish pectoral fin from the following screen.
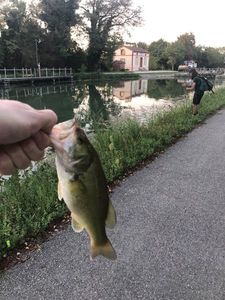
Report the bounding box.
[90,239,117,260]
[57,182,63,201]
[105,200,117,228]
[71,214,84,233]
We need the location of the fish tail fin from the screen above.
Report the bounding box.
[90,239,117,260]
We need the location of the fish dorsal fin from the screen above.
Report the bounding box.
[71,213,84,233]
[105,200,117,228]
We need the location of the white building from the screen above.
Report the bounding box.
[113,44,149,71]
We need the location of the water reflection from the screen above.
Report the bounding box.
[1,77,224,127]
[113,79,148,101]
[111,79,187,122]
[73,84,122,128]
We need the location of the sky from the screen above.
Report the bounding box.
[126,0,225,48]
[5,0,225,48]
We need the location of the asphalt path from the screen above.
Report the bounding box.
[1,110,225,300]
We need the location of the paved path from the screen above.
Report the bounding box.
[1,110,225,300]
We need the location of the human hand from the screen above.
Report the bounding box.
[0,100,57,175]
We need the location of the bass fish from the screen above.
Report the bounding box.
[50,119,117,260]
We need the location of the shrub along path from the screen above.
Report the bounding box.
[1,107,225,299]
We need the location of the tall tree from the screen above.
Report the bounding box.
[38,0,80,66]
[149,39,169,70]
[166,41,186,70]
[176,32,196,61]
[80,0,142,71]
[100,33,123,71]
[1,0,42,67]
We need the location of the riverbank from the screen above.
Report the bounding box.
[1,88,225,265]
[0,70,140,86]
[73,71,140,81]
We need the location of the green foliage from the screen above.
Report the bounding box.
[148,32,225,70]
[0,0,82,68]
[37,0,80,67]
[100,33,123,71]
[0,163,67,258]
[149,39,169,70]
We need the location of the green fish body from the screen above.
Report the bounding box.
[51,120,116,260]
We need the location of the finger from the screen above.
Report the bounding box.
[0,150,17,175]
[1,144,31,170]
[35,110,58,134]
[20,137,45,161]
[32,131,50,150]
[1,100,34,111]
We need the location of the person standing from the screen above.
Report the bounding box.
[186,68,205,115]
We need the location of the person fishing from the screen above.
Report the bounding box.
[186,68,205,115]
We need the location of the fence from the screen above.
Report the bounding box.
[0,67,73,79]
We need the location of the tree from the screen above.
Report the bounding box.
[137,42,149,50]
[176,32,196,61]
[166,41,186,70]
[100,33,123,71]
[0,0,42,67]
[204,47,224,68]
[38,0,80,66]
[80,0,142,71]
[149,39,169,70]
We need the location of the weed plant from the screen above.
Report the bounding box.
[0,163,67,259]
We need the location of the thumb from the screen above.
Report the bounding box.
[35,110,58,134]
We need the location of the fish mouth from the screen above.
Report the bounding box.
[50,119,78,152]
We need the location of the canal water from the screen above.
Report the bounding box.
[1,77,224,128]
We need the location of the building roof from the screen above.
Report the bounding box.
[123,46,149,54]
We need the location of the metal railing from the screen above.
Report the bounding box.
[0,67,73,79]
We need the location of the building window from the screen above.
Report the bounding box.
[121,49,126,55]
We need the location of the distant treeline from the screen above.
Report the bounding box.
[138,33,225,71]
[0,1,224,71]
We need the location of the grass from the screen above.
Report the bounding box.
[0,88,225,261]
[0,164,67,260]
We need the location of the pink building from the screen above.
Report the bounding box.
[113,44,149,71]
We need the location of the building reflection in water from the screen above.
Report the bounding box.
[112,79,177,122]
[113,79,148,101]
